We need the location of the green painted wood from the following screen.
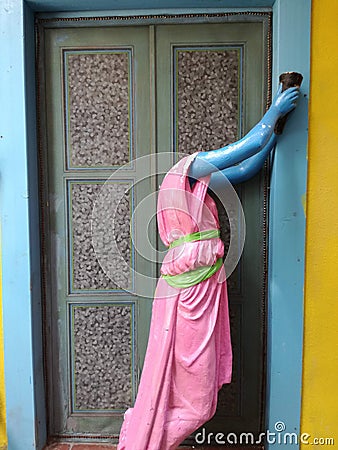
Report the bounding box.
[42,25,155,436]
[156,22,268,438]
[40,18,269,441]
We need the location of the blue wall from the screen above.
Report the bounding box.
[0,2,43,449]
[26,0,275,12]
[267,1,310,447]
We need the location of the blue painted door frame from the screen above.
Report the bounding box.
[0,1,310,448]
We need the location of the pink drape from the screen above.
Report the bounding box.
[117,153,232,450]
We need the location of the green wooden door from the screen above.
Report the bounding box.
[40,20,268,443]
[155,23,267,442]
[42,26,156,437]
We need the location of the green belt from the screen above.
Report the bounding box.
[169,229,220,249]
[162,229,222,288]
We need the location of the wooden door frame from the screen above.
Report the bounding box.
[0,1,310,448]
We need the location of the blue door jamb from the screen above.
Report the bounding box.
[266,1,310,448]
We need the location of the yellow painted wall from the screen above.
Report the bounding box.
[0,238,7,447]
[301,0,338,445]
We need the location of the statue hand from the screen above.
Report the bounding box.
[271,84,300,117]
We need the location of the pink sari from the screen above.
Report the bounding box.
[118,153,232,450]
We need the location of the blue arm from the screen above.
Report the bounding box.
[188,86,299,180]
[209,133,277,187]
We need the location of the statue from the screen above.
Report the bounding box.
[117,74,301,450]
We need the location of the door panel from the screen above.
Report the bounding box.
[156,23,266,437]
[43,26,154,436]
[40,21,267,441]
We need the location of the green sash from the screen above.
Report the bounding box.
[169,228,220,249]
[162,229,223,288]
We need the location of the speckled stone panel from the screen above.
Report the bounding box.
[70,182,131,291]
[72,304,133,410]
[175,48,240,154]
[65,50,132,168]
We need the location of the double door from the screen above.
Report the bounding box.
[40,20,267,442]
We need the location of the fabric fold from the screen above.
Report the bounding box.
[118,153,232,450]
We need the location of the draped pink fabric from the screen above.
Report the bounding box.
[117,153,232,450]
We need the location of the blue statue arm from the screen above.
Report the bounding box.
[209,133,277,187]
[188,85,299,180]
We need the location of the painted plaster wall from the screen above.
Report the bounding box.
[300,0,338,444]
[0,244,6,448]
